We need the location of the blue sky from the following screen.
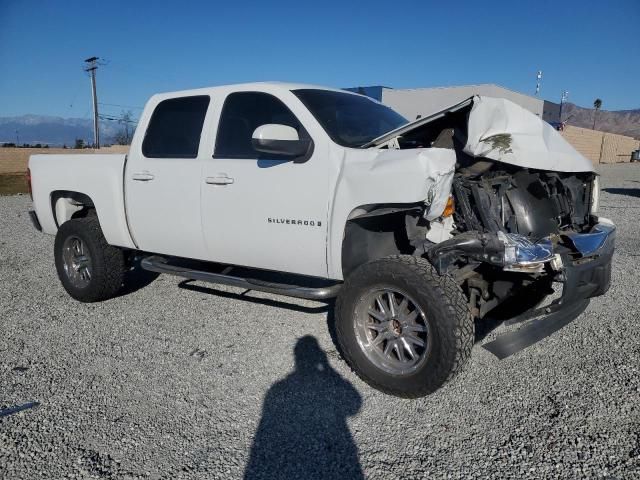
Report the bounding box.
[1,0,638,120]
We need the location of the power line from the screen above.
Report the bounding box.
[81,103,93,119]
[98,114,138,124]
[98,102,144,110]
[98,111,137,144]
[67,81,84,110]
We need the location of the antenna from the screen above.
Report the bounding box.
[535,70,543,96]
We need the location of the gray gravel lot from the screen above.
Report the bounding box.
[1,164,639,479]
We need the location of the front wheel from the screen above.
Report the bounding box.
[54,217,126,302]
[334,255,474,398]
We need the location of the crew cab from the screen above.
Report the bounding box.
[28,82,615,397]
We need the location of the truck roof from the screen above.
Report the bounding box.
[149,81,352,102]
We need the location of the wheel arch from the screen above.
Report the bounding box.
[48,189,135,249]
[51,190,96,228]
[340,203,428,279]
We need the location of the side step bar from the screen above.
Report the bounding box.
[140,255,341,301]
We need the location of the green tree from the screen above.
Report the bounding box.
[592,98,602,130]
[74,138,85,149]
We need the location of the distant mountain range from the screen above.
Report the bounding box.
[0,115,123,146]
[561,103,640,139]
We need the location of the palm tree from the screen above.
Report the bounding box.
[592,98,602,130]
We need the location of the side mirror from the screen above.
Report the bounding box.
[251,124,311,158]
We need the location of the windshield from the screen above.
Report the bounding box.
[293,89,408,148]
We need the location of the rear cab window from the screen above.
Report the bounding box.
[142,95,210,158]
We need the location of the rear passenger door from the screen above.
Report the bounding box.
[125,95,210,259]
[201,91,329,277]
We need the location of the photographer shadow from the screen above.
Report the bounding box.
[244,336,364,480]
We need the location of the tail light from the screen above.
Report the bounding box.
[26,168,33,199]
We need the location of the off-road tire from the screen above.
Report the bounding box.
[54,217,126,302]
[334,255,473,398]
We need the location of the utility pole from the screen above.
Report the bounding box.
[83,56,100,148]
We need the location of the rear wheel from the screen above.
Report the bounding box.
[335,255,474,398]
[54,217,126,302]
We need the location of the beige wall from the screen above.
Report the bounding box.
[599,130,640,164]
[560,126,639,166]
[0,145,129,174]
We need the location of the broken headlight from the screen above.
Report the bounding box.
[498,232,555,272]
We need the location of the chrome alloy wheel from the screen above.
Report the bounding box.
[354,288,431,375]
[61,235,92,288]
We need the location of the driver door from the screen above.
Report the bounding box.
[200,91,329,277]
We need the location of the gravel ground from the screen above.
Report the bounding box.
[1,163,639,479]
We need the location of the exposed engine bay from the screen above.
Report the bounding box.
[430,164,597,272]
[453,167,595,239]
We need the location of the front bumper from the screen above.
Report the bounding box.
[483,219,616,358]
[559,220,615,302]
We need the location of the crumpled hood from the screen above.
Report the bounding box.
[367,95,593,173]
[464,96,593,172]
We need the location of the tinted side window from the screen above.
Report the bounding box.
[293,89,407,148]
[214,92,304,158]
[142,95,210,158]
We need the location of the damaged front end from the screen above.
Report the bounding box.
[427,166,614,316]
[427,167,615,358]
[368,95,616,357]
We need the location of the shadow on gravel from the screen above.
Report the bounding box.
[243,336,363,480]
[603,187,640,199]
[178,280,332,314]
[116,258,160,298]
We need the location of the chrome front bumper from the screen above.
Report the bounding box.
[563,218,616,258]
[501,219,616,272]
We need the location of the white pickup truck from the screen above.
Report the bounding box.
[28,82,615,397]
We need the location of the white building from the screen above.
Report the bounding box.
[347,84,544,120]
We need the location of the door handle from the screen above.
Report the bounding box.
[206,175,234,185]
[132,172,155,181]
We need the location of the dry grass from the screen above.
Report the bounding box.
[0,174,28,195]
